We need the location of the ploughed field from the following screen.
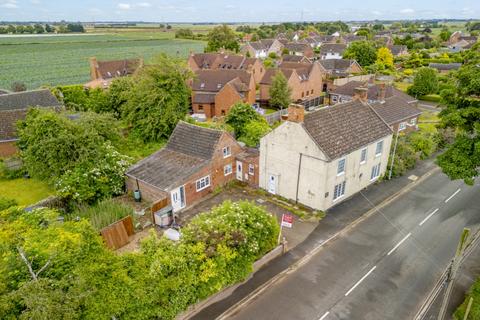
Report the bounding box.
[0,32,205,89]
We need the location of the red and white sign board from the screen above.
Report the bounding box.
[281,213,294,228]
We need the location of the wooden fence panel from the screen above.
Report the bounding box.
[100,216,135,249]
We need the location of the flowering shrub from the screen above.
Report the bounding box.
[55,143,131,203]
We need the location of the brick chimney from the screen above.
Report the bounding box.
[89,57,100,80]
[352,87,368,103]
[378,83,386,102]
[287,104,305,123]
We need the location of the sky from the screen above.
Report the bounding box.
[0,0,479,22]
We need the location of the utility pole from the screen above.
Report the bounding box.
[437,228,471,320]
[388,126,400,180]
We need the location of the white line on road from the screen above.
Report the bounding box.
[419,208,440,226]
[345,266,377,296]
[318,311,330,320]
[445,188,461,203]
[387,233,412,255]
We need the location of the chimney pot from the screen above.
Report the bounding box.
[353,87,368,103]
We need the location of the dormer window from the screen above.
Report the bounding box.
[217,83,222,89]
[200,83,205,88]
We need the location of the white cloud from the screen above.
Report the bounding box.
[137,2,151,7]
[118,3,131,10]
[400,8,415,14]
[0,0,18,9]
[372,10,382,16]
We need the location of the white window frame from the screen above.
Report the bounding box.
[399,122,407,131]
[375,141,384,157]
[370,163,381,181]
[224,164,232,176]
[223,146,231,158]
[337,158,346,176]
[332,95,338,102]
[333,181,346,201]
[410,118,417,125]
[196,175,211,192]
[360,148,367,164]
[248,164,255,175]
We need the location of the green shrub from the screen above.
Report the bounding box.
[0,196,17,211]
[0,160,25,180]
[454,277,480,320]
[408,131,437,159]
[387,136,419,178]
[238,120,271,147]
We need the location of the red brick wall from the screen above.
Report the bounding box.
[391,115,420,133]
[236,155,259,187]
[192,103,214,118]
[0,141,18,158]
[125,177,169,203]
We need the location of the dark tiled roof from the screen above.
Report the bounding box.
[0,89,61,111]
[282,55,311,63]
[320,43,347,55]
[343,35,366,42]
[428,63,462,71]
[192,93,216,104]
[303,101,392,160]
[97,58,141,79]
[371,96,422,125]
[191,53,257,70]
[0,109,27,140]
[317,59,356,72]
[126,121,225,190]
[331,81,416,103]
[285,42,311,53]
[388,45,408,55]
[259,68,294,85]
[192,69,252,92]
[0,89,10,95]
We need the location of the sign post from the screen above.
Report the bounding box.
[278,213,293,244]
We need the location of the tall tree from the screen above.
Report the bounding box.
[122,54,192,142]
[269,71,292,109]
[225,102,263,137]
[206,24,239,52]
[343,41,377,66]
[407,67,438,97]
[376,47,394,69]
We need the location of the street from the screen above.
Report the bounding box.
[227,171,480,320]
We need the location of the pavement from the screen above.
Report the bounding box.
[192,156,441,320]
[422,236,480,320]
[222,169,480,320]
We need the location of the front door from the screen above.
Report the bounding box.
[170,186,186,212]
[268,174,277,194]
[236,161,243,181]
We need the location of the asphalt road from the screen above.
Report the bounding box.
[228,171,480,320]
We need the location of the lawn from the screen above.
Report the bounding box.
[0,32,205,89]
[0,178,53,206]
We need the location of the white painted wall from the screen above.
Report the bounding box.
[260,120,393,211]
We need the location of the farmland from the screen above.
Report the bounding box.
[0,32,206,89]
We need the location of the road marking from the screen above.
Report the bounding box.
[387,233,412,255]
[318,311,330,320]
[419,208,440,226]
[445,188,461,203]
[345,266,377,296]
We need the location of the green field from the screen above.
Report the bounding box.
[0,32,205,90]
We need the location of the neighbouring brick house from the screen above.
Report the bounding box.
[190,69,256,119]
[259,104,393,211]
[0,89,62,157]
[371,96,422,133]
[84,57,143,89]
[259,62,324,105]
[125,121,259,213]
[240,39,284,59]
[319,43,348,60]
[387,45,409,56]
[187,52,265,84]
[448,31,478,45]
[284,42,314,58]
[329,81,416,105]
[317,59,364,92]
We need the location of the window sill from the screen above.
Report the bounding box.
[196,186,210,192]
[336,172,345,177]
[224,172,232,176]
[370,176,379,182]
[375,153,382,158]
[333,195,345,202]
[360,161,366,165]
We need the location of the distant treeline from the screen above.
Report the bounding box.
[0,23,84,34]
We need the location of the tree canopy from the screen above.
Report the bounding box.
[269,71,292,109]
[376,47,394,70]
[206,24,239,53]
[407,67,439,97]
[343,41,377,66]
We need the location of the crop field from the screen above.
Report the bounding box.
[0,32,205,90]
